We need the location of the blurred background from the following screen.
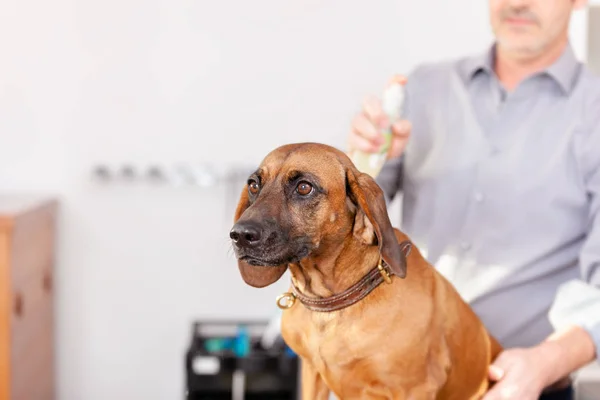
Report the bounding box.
[0,1,598,399]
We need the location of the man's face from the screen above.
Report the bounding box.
[490,0,586,56]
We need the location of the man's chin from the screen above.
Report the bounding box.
[497,36,547,56]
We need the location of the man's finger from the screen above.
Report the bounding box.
[362,95,388,129]
[482,380,520,400]
[488,365,505,381]
[388,74,408,86]
[481,386,504,400]
[392,120,412,138]
[348,129,382,154]
[481,366,506,400]
[352,113,384,143]
[387,136,408,159]
[481,381,507,400]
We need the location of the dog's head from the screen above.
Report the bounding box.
[230,142,406,288]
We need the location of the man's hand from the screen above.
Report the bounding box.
[483,325,596,400]
[482,348,549,400]
[348,75,411,160]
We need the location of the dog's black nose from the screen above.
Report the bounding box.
[230,221,263,247]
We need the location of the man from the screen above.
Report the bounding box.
[348,0,600,399]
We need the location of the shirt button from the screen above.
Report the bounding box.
[490,146,500,156]
[460,242,471,251]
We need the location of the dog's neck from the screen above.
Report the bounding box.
[288,235,380,298]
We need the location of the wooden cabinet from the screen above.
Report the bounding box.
[0,196,57,400]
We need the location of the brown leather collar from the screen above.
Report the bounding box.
[276,241,412,312]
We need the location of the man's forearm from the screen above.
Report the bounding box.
[535,325,597,388]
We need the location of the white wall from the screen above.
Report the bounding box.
[0,1,590,399]
[588,5,600,75]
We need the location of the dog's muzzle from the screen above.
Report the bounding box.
[230,218,312,267]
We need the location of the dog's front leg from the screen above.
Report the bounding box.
[300,359,330,400]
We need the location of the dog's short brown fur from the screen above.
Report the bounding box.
[230,143,502,399]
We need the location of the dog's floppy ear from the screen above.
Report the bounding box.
[346,168,407,278]
[233,186,288,288]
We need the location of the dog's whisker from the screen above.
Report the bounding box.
[226,245,236,257]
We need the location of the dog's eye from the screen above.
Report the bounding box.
[296,181,313,196]
[248,180,260,195]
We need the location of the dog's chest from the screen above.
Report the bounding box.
[300,315,396,385]
[282,306,444,398]
[284,310,369,362]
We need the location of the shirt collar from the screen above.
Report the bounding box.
[544,42,581,95]
[461,42,581,95]
[461,44,496,81]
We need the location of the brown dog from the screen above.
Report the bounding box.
[230,142,502,399]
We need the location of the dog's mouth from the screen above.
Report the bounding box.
[239,255,281,267]
[237,246,310,267]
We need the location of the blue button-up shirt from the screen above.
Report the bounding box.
[377,42,600,358]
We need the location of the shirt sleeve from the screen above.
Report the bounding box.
[548,95,600,362]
